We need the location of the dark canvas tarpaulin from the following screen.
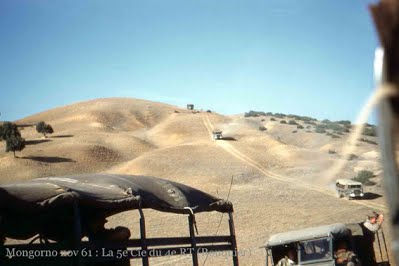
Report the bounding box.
[0,174,233,241]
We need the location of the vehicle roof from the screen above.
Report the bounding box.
[336,179,362,186]
[0,174,233,215]
[265,223,350,247]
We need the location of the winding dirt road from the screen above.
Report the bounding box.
[201,113,387,212]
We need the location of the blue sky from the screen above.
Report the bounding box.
[0,0,380,122]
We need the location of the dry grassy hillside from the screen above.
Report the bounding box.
[0,98,391,265]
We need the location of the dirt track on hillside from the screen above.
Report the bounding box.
[1,98,391,265]
[202,113,387,212]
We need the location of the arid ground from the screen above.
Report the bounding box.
[0,98,391,265]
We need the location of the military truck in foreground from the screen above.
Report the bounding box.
[264,223,390,266]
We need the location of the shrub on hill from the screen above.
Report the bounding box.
[314,125,327,133]
[317,122,348,133]
[259,125,267,131]
[6,135,25,158]
[353,170,376,186]
[304,121,317,125]
[297,125,304,129]
[337,120,351,125]
[326,132,340,138]
[298,116,317,122]
[288,120,298,125]
[274,113,286,118]
[359,138,378,145]
[36,121,54,138]
[292,130,297,133]
[348,154,358,160]
[270,117,276,121]
[0,122,21,141]
[244,110,267,117]
[362,126,377,137]
[280,120,287,124]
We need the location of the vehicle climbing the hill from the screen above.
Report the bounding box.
[335,179,364,199]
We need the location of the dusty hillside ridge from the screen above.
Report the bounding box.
[0,98,389,265]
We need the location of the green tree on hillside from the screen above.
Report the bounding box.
[36,121,54,138]
[353,170,376,186]
[362,126,377,137]
[0,122,21,141]
[6,135,25,158]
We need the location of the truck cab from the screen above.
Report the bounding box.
[264,223,390,266]
[335,179,364,199]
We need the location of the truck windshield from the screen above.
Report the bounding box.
[300,238,332,263]
[349,185,362,188]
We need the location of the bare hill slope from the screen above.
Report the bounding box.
[0,98,389,265]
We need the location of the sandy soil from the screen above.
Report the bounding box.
[0,98,392,265]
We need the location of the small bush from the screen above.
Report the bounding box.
[288,120,298,125]
[306,125,311,129]
[328,149,336,154]
[36,121,54,138]
[315,126,326,133]
[0,122,21,141]
[318,121,347,132]
[259,125,267,131]
[337,120,351,125]
[266,112,273,116]
[280,120,287,124]
[362,127,377,137]
[359,138,378,145]
[348,154,358,160]
[326,132,340,138]
[206,110,212,113]
[297,125,304,129]
[274,113,286,118]
[6,135,26,158]
[322,119,331,124]
[353,170,376,186]
[270,117,276,121]
[292,130,297,133]
[306,130,312,133]
[245,110,267,117]
[304,121,317,125]
[298,116,317,122]
[261,119,265,122]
